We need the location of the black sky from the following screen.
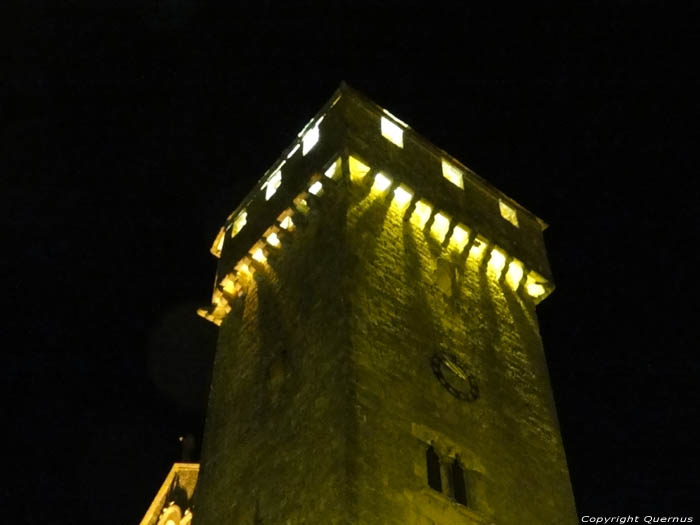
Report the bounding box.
[4,3,699,523]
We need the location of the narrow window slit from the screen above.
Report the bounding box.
[426,445,442,492]
[451,458,468,506]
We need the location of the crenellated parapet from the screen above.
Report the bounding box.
[199,83,553,327]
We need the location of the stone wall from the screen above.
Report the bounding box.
[194,85,576,523]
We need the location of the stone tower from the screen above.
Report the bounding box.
[193,83,577,524]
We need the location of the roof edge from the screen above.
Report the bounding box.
[338,82,549,231]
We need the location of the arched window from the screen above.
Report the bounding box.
[426,445,442,492]
[451,457,468,506]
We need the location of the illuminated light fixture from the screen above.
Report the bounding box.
[468,235,489,262]
[219,273,237,295]
[430,212,451,243]
[251,248,267,263]
[525,271,547,298]
[316,115,325,126]
[349,155,370,182]
[211,298,228,311]
[449,223,471,252]
[526,282,546,298]
[293,194,310,214]
[505,259,524,291]
[212,288,226,306]
[279,215,294,230]
[308,180,323,195]
[499,199,519,227]
[266,232,281,248]
[263,170,282,201]
[197,307,224,326]
[250,241,267,262]
[231,210,247,238]
[392,184,413,208]
[330,93,341,107]
[487,247,507,279]
[372,172,392,193]
[277,209,295,231]
[411,199,433,228]
[302,126,320,155]
[210,227,225,258]
[235,258,252,276]
[324,158,341,179]
[298,117,314,138]
[213,302,231,319]
[383,108,408,127]
[287,143,300,159]
[441,159,464,189]
[381,116,404,148]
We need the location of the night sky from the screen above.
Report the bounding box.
[5,3,699,523]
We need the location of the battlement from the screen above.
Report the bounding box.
[199,84,554,326]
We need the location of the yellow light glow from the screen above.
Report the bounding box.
[266,232,281,247]
[430,212,451,243]
[372,172,392,192]
[210,227,225,258]
[294,195,310,214]
[380,116,404,148]
[411,199,433,228]
[448,223,470,252]
[505,259,524,290]
[287,143,300,159]
[324,158,340,179]
[212,288,226,306]
[277,209,295,231]
[252,248,266,263]
[526,282,545,297]
[525,271,547,298]
[263,170,282,200]
[308,180,323,195]
[213,302,231,318]
[349,155,370,182]
[279,215,294,230]
[219,273,237,295]
[487,247,507,279]
[231,210,247,238]
[302,126,319,155]
[392,185,413,207]
[441,159,464,189]
[382,109,408,127]
[235,260,252,276]
[297,117,313,138]
[468,236,488,262]
[499,199,519,227]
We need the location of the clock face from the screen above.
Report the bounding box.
[431,353,479,402]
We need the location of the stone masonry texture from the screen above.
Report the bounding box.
[193,85,577,524]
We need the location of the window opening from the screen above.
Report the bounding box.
[426,445,442,492]
[451,458,468,506]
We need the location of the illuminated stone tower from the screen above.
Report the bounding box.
[193,83,577,524]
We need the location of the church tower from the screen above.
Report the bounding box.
[192,83,577,524]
